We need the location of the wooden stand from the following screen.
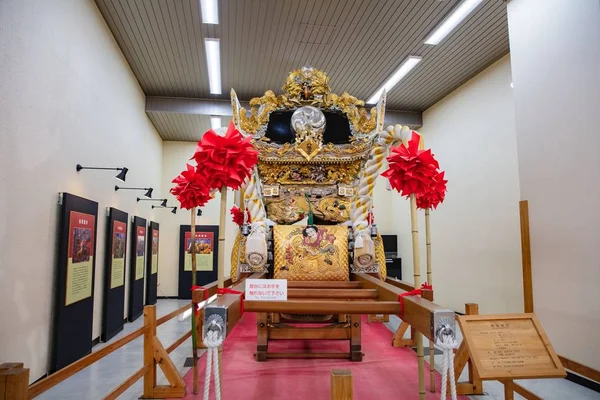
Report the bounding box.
[451,303,483,396]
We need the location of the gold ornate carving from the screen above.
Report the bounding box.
[257,161,362,186]
[273,225,349,281]
[235,68,378,135]
[264,192,350,224]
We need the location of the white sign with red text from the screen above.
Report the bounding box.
[245,279,287,301]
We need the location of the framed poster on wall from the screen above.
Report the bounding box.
[145,221,159,305]
[101,207,128,342]
[51,193,98,372]
[128,216,146,322]
[178,225,219,299]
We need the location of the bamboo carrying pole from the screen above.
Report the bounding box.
[190,208,199,394]
[409,194,426,400]
[425,208,435,392]
[217,187,228,289]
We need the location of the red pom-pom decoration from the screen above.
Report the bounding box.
[192,122,259,191]
[230,206,251,227]
[382,131,440,198]
[170,164,213,210]
[416,171,447,210]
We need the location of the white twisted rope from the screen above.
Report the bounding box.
[436,331,458,400]
[242,169,266,225]
[203,328,224,400]
[351,124,404,236]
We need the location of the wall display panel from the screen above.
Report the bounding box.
[101,207,128,342]
[51,193,98,372]
[178,225,219,299]
[128,216,146,321]
[145,221,159,305]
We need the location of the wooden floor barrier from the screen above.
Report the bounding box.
[331,369,353,400]
[6,278,237,400]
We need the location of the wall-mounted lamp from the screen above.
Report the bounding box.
[115,186,153,198]
[137,198,168,207]
[152,205,177,214]
[197,209,203,217]
[76,164,128,182]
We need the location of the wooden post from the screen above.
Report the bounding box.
[143,306,157,399]
[519,200,534,313]
[331,369,353,400]
[409,194,425,400]
[452,303,483,396]
[0,363,29,400]
[503,380,515,400]
[218,187,228,289]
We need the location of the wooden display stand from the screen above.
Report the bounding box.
[0,363,29,400]
[458,313,566,400]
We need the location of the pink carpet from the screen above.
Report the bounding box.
[174,313,467,400]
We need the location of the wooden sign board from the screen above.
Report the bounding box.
[458,314,566,380]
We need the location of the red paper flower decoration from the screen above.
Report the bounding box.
[230,206,251,227]
[193,122,258,191]
[170,164,213,210]
[382,131,440,198]
[416,171,447,210]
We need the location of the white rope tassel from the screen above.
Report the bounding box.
[203,327,224,400]
[436,330,458,400]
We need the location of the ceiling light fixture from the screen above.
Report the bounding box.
[115,186,153,198]
[367,56,422,104]
[424,0,484,45]
[200,0,219,24]
[137,198,168,207]
[76,164,128,182]
[210,115,221,130]
[205,38,221,95]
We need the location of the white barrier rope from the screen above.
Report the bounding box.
[203,325,224,400]
[436,327,458,400]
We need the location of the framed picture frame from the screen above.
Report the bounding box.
[145,221,159,305]
[178,225,219,299]
[101,207,128,342]
[51,193,98,372]
[128,216,146,322]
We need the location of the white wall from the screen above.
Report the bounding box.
[0,0,163,382]
[159,142,237,296]
[507,0,600,369]
[416,55,524,313]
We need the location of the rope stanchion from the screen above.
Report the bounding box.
[203,320,225,400]
[436,323,458,400]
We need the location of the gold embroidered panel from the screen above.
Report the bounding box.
[265,193,350,225]
[274,225,349,281]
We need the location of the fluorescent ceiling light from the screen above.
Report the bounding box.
[367,56,422,104]
[210,115,221,129]
[200,0,219,24]
[424,0,484,45]
[204,38,221,95]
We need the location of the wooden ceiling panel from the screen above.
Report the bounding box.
[95,0,509,140]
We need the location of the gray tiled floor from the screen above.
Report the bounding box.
[39,300,196,400]
[385,315,600,400]
[39,302,599,399]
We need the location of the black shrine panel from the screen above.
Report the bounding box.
[101,207,128,342]
[128,216,147,322]
[178,225,219,299]
[264,110,352,144]
[51,193,98,372]
[145,221,159,305]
